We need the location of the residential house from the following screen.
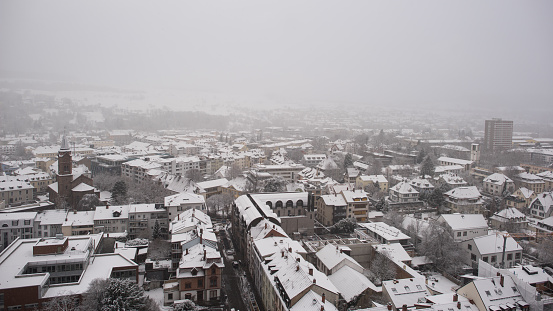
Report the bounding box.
[489,208,528,231]
[482,173,515,197]
[457,275,529,311]
[93,204,129,234]
[437,213,488,242]
[505,187,535,210]
[443,186,485,214]
[537,171,553,191]
[514,172,545,194]
[528,191,553,219]
[438,157,473,172]
[315,244,364,276]
[461,233,522,268]
[356,174,389,192]
[0,212,37,251]
[128,204,168,239]
[382,278,430,311]
[164,192,206,221]
[389,181,419,203]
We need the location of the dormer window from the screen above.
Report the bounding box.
[191,268,198,276]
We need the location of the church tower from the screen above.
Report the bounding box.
[57,134,73,207]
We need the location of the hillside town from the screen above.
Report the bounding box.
[1,90,552,311]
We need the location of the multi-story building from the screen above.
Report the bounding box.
[35,210,66,238]
[0,212,37,251]
[128,204,168,239]
[303,154,327,167]
[484,118,513,151]
[461,234,522,268]
[537,171,553,191]
[62,210,95,236]
[514,172,545,194]
[93,205,129,234]
[0,179,35,207]
[355,174,388,192]
[437,214,488,242]
[253,163,305,182]
[121,158,163,183]
[528,192,553,219]
[388,181,419,203]
[482,173,515,196]
[91,154,133,176]
[0,233,138,310]
[443,186,485,214]
[437,156,474,172]
[164,192,206,221]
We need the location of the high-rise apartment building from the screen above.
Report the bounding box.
[484,119,513,151]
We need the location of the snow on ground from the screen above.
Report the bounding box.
[145,287,171,311]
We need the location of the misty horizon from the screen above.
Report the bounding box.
[1,0,552,112]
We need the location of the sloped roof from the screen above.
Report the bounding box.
[438,214,488,231]
[328,265,377,302]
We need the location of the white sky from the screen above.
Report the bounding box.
[1,0,552,110]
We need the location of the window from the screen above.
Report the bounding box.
[198,279,203,287]
[463,231,467,236]
[185,282,191,289]
[507,253,513,261]
[471,253,477,261]
[468,244,472,250]
[391,288,397,293]
[24,220,30,225]
[515,252,521,259]
[491,256,497,263]
[210,277,218,287]
[485,290,491,297]
[483,256,488,262]
[11,220,18,226]
[185,293,192,300]
[210,290,218,299]
[168,293,173,300]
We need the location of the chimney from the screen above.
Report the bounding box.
[106,205,109,209]
[296,257,300,262]
[457,302,461,309]
[309,268,313,275]
[186,248,189,255]
[265,223,267,229]
[387,303,392,311]
[281,250,284,257]
[453,294,458,302]
[322,293,325,304]
[203,249,206,260]
[178,214,180,220]
[402,304,407,311]
[313,278,317,284]
[500,275,504,287]
[321,306,324,311]
[200,234,203,244]
[289,247,292,252]
[296,265,300,271]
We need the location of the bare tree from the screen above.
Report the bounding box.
[418,222,463,276]
[92,172,120,192]
[368,250,397,285]
[185,169,203,182]
[77,194,101,211]
[229,163,243,180]
[42,293,79,311]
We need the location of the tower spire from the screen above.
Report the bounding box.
[60,128,69,150]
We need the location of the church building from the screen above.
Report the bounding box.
[48,135,98,208]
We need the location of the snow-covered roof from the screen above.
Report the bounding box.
[374,243,411,263]
[382,278,429,308]
[530,192,553,213]
[164,192,205,207]
[0,212,37,221]
[36,210,67,225]
[315,244,363,272]
[358,174,388,183]
[438,157,473,166]
[472,234,522,255]
[444,186,481,200]
[483,173,513,185]
[517,187,534,199]
[63,210,95,227]
[93,204,129,220]
[197,178,229,190]
[72,183,96,192]
[290,290,339,311]
[390,181,419,195]
[469,275,524,310]
[409,177,434,189]
[493,208,525,220]
[358,222,411,242]
[438,214,488,231]
[177,243,224,274]
[328,265,377,302]
[320,194,347,206]
[508,265,553,285]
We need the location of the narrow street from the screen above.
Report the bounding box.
[218,228,249,311]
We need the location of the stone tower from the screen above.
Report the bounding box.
[57,135,73,207]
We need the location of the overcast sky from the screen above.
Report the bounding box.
[1,0,552,110]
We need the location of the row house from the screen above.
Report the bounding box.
[169,208,213,270]
[128,204,168,239]
[121,158,162,183]
[93,205,129,234]
[0,173,53,195]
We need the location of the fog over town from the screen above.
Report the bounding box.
[0,1,553,311]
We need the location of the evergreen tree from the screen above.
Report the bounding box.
[343,153,354,169]
[416,148,427,164]
[420,156,435,177]
[152,220,161,239]
[111,181,127,204]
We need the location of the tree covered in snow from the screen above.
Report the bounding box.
[173,299,197,311]
[420,155,435,177]
[126,238,149,247]
[262,177,287,193]
[80,278,159,311]
[368,250,397,285]
[343,153,354,169]
[111,180,128,204]
[77,193,102,211]
[42,293,79,311]
[330,218,357,234]
[417,222,463,276]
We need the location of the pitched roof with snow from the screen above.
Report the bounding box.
[444,186,481,199]
[328,265,377,302]
[438,214,488,231]
[472,234,522,255]
[315,244,363,272]
[390,181,419,195]
[483,173,513,185]
[382,278,430,308]
[164,192,205,207]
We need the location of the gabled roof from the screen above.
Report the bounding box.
[328,265,377,302]
[472,234,522,255]
[444,186,481,199]
[315,244,363,272]
[469,276,524,310]
[530,192,553,213]
[438,214,488,231]
[382,278,429,308]
[164,192,205,207]
[483,173,513,185]
[390,181,419,195]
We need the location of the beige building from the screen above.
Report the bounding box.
[482,173,515,196]
[0,179,35,207]
[443,186,485,214]
[356,174,388,192]
[514,172,545,194]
